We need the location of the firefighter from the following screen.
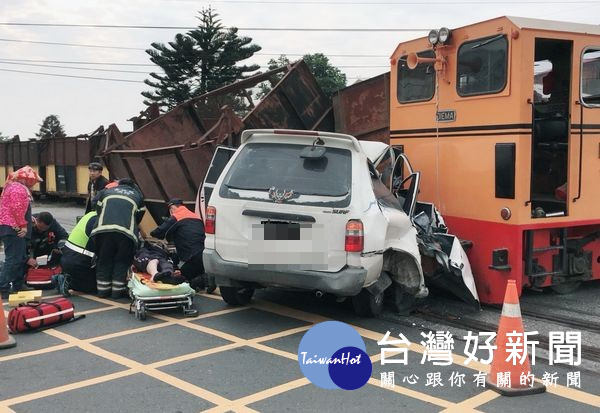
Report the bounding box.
[90,178,145,298]
[55,211,98,296]
[85,162,109,213]
[150,198,211,291]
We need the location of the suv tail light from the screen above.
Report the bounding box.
[205,206,216,234]
[345,220,364,252]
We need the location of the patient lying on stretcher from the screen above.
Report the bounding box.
[133,244,184,285]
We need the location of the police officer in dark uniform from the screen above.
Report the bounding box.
[85,162,109,213]
[90,178,145,298]
[150,199,209,291]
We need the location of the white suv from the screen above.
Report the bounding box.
[200,129,436,316]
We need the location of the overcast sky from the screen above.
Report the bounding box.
[1,0,600,139]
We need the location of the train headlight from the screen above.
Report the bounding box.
[428,29,439,46]
[500,207,511,221]
[438,27,451,44]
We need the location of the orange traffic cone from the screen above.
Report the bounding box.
[486,280,545,396]
[0,295,16,349]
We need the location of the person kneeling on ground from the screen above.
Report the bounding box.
[53,211,99,296]
[150,198,213,292]
[28,211,68,267]
[133,243,184,285]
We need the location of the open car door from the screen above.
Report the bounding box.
[196,146,237,220]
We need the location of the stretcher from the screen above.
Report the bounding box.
[127,270,198,320]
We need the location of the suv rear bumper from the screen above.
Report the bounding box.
[203,249,366,296]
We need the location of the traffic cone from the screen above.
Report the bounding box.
[486,280,545,396]
[0,295,16,349]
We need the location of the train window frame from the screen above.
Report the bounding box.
[397,50,436,104]
[580,46,600,108]
[456,34,509,97]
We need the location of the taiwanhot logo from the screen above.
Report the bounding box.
[298,321,372,390]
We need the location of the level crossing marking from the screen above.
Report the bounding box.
[1,291,599,410]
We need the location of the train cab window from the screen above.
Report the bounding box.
[457,35,508,96]
[397,50,435,103]
[581,48,600,106]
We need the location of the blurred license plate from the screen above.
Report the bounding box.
[262,221,301,241]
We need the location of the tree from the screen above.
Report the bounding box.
[142,7,261,111]
[303,53,347,97]
[0,131,9,142]
[36,115,66,139]
[257,53,347,99]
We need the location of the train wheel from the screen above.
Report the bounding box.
[551,281,581,295]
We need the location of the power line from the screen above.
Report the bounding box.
[0,38,145,50]
[258,53,388,57]
[164,0,600,3]
[0,38,391,55]
[0,58,155,66]
[0,60,388,74]
[0,68,144,83]
[0,60,151,74]
[0,22,427,32]
[0,55,388,66]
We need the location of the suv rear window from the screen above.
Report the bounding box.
[219,142,352,207]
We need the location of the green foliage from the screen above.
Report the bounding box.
[142,7,261,111]
[303,53,347,98]
[257,53,346,99]
[0,131,9,141]
[36,115,66,140]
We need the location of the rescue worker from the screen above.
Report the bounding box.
[85,162,109,213]
[28,212,68,267]
[150,198,210,291]
[54,211,98,296]
[90,178,145,298]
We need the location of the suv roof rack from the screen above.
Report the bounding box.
[240,129,363,152]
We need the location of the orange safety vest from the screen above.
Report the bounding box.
[172,205,201,222]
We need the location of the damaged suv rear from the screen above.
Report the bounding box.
[201,129,478,316]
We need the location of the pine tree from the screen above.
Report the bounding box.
[142,34,200,110]
[36,115,66,139]
[142,7,261,111]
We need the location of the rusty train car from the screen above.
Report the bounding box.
[101,60,336,225]
[388,16,600,303]
[0,129,107,198]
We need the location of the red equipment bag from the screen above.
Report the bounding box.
[8,298,75,333]
[25,266,62,289]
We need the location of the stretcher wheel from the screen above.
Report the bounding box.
[135,302,147,320]
[183,308,199,317]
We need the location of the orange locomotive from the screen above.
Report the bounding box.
[389,16,600,304]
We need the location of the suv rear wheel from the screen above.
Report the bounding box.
[352,288,384,317]
[220,286,255,306]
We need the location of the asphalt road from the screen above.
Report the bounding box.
[0,201,598,412]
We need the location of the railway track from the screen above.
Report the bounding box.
[407,309,600,366]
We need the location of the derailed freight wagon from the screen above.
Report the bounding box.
[0,129,107,198]
[389,16,600,303]
[101,60,334,225]
[0,139,42,193]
